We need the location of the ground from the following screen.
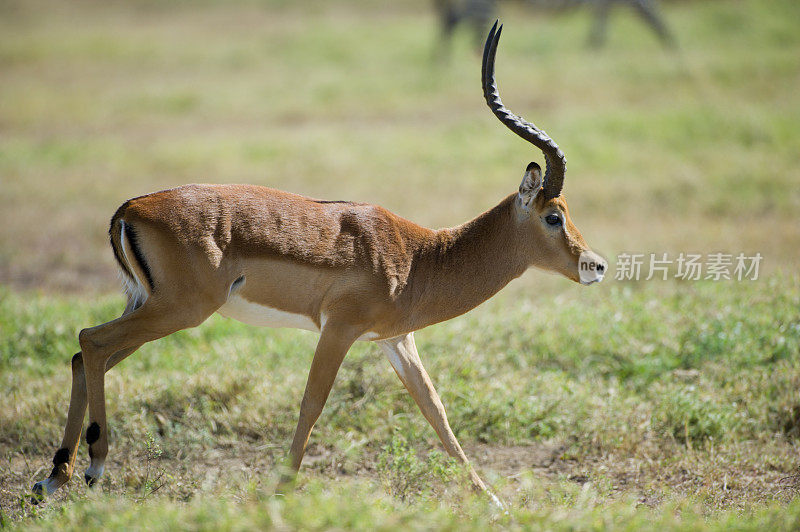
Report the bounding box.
[1,0,799,529]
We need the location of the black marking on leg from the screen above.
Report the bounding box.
[48,447,71,481]
[88,445,94,459]
[84,473,97,487]
[53,447,70,466]
[86,422,101,445]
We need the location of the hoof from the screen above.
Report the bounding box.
[84,461,104,487]
[30,481,46,505]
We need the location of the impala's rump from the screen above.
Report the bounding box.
[109,213,153,311]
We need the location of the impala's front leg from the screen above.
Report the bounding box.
[286,322,359,477]
[379,333,503,506]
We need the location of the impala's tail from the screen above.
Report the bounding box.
[109,206,153,309]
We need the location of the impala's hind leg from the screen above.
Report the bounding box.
[75,298,218,488]
[31,300,141,500]
[31,348,141,499]
[378,333,504,508]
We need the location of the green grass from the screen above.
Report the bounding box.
[1,0,800,528]
[2,279,799,528]
[8,487,800,531]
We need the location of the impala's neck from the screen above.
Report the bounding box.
[407,194,529,328]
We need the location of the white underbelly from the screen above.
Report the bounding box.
[217,294,319,332]
[216,294,380,341]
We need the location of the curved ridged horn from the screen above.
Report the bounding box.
[482,21,566,200]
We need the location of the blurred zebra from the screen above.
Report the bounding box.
[434,0,676,54]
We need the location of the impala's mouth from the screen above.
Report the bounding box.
[578,250,607,285]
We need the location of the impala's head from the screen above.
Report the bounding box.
[482,22,606,285]
[513,161,606,284]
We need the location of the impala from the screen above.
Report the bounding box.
[434,0,676,54]
[32,23,606,502]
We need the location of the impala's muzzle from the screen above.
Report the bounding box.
[578,250,607,285]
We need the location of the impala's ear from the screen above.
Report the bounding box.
[518,162,543,208]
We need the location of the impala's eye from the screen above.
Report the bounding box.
[545,213,562,226]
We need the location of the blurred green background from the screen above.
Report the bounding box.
[1,0,799,529]
[1,0,797,291]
